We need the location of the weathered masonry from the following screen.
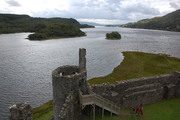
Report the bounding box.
[91,71,180,107]
[9,102,32,120]
[52,48,88,120]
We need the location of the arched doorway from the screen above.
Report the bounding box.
[163,86,168,99]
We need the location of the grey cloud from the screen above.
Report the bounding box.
[31,0,178,24]
[33,7,114,20]
[6,0,21,7]
[118,2,160,21]
[169,3,179,9]
[0,7,12,13]
[122,3,160,15]
[70,1,86,7]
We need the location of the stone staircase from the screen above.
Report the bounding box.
[79,90,120,115]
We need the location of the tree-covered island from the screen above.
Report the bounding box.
[28,23,86,40]
[106,31,121,40]
[0,14,91,40]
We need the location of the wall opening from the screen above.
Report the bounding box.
[79,81,82,88]
[163,86,168,99]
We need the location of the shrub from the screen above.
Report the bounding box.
[28,33,48,40]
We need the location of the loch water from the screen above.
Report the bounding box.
[0,27,180,119]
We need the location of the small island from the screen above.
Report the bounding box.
[106,31,121,40]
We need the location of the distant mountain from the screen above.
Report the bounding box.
[79,21,104,26]
[80,24,95,28]
[121,9,180,32]
[105,24,121,27]
[79,21,122,27]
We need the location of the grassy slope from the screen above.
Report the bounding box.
[88,52,180,84]
[32,100,54,120]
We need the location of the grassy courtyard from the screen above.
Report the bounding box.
[86,98,180,120]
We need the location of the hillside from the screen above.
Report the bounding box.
[121,9,180,32]
[0,14,81,33]
[0,14,86,40]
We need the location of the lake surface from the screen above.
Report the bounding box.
[0,27,180,119]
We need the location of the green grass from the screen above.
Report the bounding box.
[32,100,54,120]
[88,52,180,84]
[33,99,180,120]
[141,99,180,120]
[86,98,180,120]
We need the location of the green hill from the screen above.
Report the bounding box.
[121,9,180,32]
[0,14,86,40]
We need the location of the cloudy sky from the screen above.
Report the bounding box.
[0,0,180,24]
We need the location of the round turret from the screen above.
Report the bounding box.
[52,65,87,120]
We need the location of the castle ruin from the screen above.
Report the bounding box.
[52,48,88,120]
[51,48,180,120]
[9,48,180,120]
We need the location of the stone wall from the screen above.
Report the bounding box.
[58,93,81,120]
[91,71,180,107]
[52,48,87,120]
[52,65,86,120]
[9,102,32,120]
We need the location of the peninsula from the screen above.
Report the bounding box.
[0,14,94,40]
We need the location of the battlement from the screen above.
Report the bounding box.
[53,65,79,76]
[52,65,87,81]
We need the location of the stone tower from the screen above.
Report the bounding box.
[79,48,86,72]
[52,48,88,120]
[79,48,88,94]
